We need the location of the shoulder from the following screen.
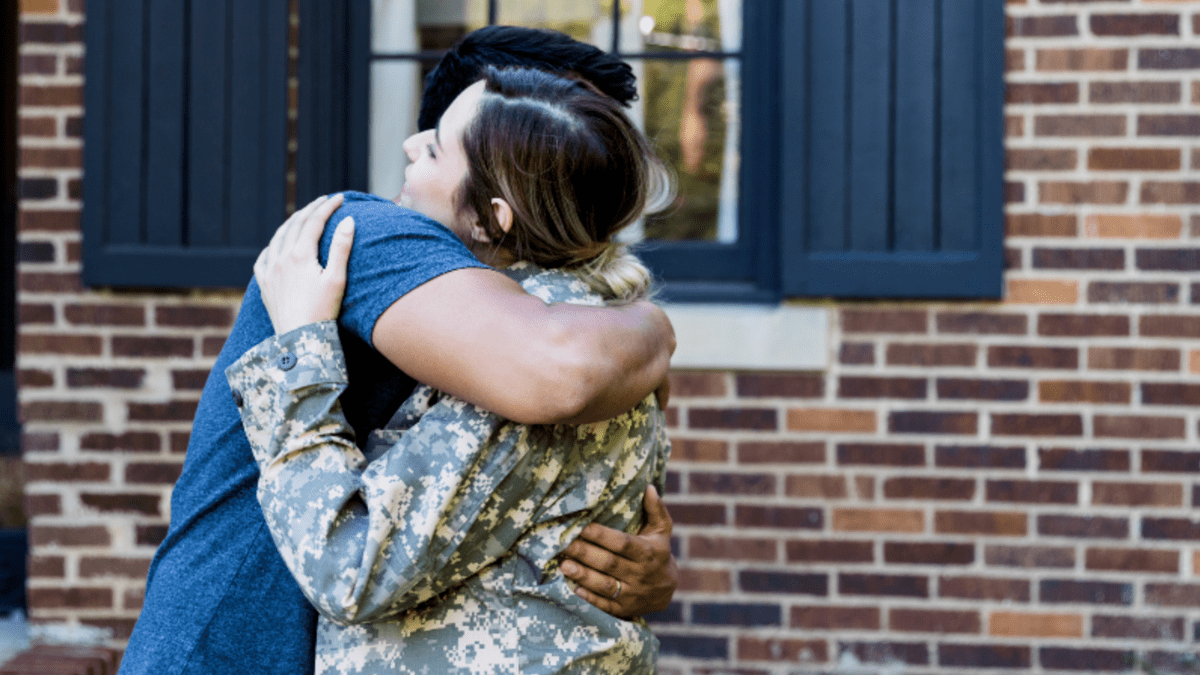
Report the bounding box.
[331,191,460,241]
[503,262,605,307]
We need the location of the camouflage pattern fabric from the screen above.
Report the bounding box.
[225,263,669,674]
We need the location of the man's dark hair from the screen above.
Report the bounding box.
[417,25,637,131]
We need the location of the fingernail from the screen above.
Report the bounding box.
[561,561,577,576]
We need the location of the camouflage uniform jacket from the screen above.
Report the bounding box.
[225,263,669,674]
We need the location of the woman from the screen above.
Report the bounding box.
[226,67,672,673]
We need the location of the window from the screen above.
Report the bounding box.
[81,0,1002,300]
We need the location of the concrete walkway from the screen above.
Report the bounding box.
[0,611,29,665]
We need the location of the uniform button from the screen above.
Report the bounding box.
[278,353,297,371]
[231,388,244,407]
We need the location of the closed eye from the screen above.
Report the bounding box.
[426,144,437,159]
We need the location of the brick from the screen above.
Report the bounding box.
[839,342,873,365]
[841,309,926,333]
[937,378,1028,401]
[838,642,927,666]
[785,475,847,499]
[18,241,55,263]
[887,608,978,634]
[18,52,57,74]
[1090,81,1180,104]
[28,555,64,578]
[854,475,874,500]
[1085,213,1182,238]
[786,408,874,433]
[987,479,1077,504]
[735,505,821,529]
[1006,82,1078,104]
[80,493,160,516]
[739,571,826,596]
[1145,583,1200,607]
[67,367,145,389]
[736,638,827,663]
[832,508,923,533]
[22,432,59,452]
[1005,247,1022,269]
[689,408,775,431]
[1143,383,1200,406]
[31,525,110,547]
[936,445,1025,469]
[689,473,774,496]
[1088,281,1178,304]
[136,525,169,547]
[991,414,1083,437]
[668,371,724,397]
[938,644,1030,669]
[1093,615,1184,640]
[837,376,925,399]
[692,603,780,627]
[1140,314,1200,337]
[883,477,974,500]
[1008,15,1077,37]
[64,303,145,326]
[656,635,727,660]
[23,492,60,517]
[28,587,113,610]
[1007,115,1024,137]
[1089,147,1180,171]
[172,433,192,454]
[1137,248,1200,269]
[19,271,81,293]
[18,303,54,324]
[1038,448,1129,472]
[1006,48,1024,72]
[735,373,822,398]
[1143,517,1200,541]
[1041,647,1133,672]
[1033,247,1124,270]
[19,209,78,232]
[677,568,730,593]
[1142,181,1200,204]
[791,605,879,630]
[931,309,1027,333]
[884,542,974,565]
[689,536,776,561]
[20,84,82,108]
[1086,547,1177,573]
[839,573,927,598]
[936,511,1027,536]
[1005,279,1079,304]
[1007,148,1076,171]
[19,177,57,199]
[889,411,977,435]
[836,443,924,467]
[127,400,200,422]
[155,305,234,328]
[786,540,873,563]
[1035,115,1126,137]
[1094,414,1185,439]
[80,432,161,452]
[940,576,1030,602]
[990,611,1082,638]
[18,369,53,387]
[1038,380,1130,403]
[1139,48,1200,69]
[78,556,152,579]
[1139,115,1200,137]
[1005,213,1076,237]
[1092,481,1182,506]
[1088,346,1179,370]
[20,400,103,422]
[985,545,1074,568]
[737,441,823,464]
[1092,13,1178,34]
[20,147,82,169]
[670,503,725,525]
[1036,48,1127,71]
[887,343,976,367]
[111,336,194,358]
[1142,449,1200,472]
[669,439,728,462]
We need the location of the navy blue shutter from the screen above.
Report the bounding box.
[779,0,1005,298]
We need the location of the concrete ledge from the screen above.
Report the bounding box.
[662,303,829,371]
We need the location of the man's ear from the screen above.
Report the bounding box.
[490,198,514,236]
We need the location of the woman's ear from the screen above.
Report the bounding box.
[490,198,514,236]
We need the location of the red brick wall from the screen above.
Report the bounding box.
[15,0,1200,671]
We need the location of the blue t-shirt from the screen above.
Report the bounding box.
[120,193,487,675]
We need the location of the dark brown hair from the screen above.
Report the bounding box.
[455,66,670,302]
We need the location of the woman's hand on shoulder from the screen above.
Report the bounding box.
[255,194,355,335]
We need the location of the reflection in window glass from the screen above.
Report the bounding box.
[498,0,611,48]
[415,0,488,50]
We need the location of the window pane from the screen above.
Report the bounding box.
[416,0,488,51]
[497,0,611,48]
[369,59,424,198]
[638,56,739,243]
[638,0,741,53]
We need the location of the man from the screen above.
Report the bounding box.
[119,26,676,675]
